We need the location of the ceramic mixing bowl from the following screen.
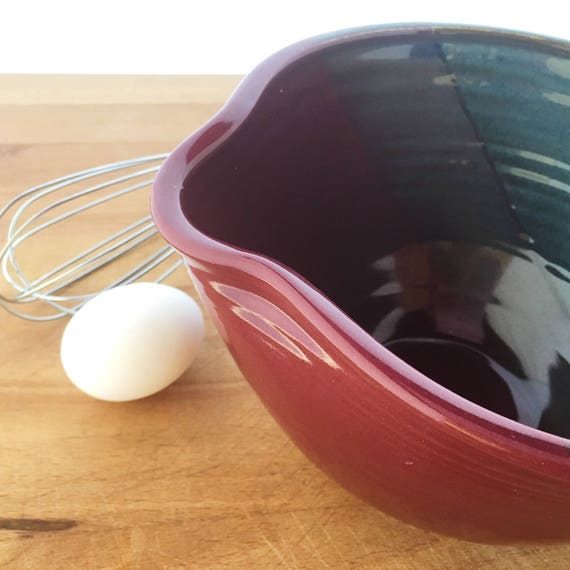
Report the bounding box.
[152,24,570,542]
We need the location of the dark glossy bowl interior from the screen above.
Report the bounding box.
[181,29,570,438]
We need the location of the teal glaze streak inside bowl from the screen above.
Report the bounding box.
[181,28,570,439]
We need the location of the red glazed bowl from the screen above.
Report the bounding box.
[152,24,570,542]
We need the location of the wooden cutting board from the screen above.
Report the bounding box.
[0,75,568,569]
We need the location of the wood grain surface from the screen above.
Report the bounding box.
[0,75,569,569]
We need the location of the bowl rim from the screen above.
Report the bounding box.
[152,23,570,457]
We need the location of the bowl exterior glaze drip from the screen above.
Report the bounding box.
[152,25,570,542]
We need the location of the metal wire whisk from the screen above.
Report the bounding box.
[0,154,182,321]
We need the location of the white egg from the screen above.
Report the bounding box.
[60,282,204,401]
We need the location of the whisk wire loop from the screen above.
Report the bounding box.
[0,154,184,321]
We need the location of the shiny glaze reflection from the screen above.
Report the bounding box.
[211,281,339,367]
[371,242,568,436]
[182,32,570,439]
